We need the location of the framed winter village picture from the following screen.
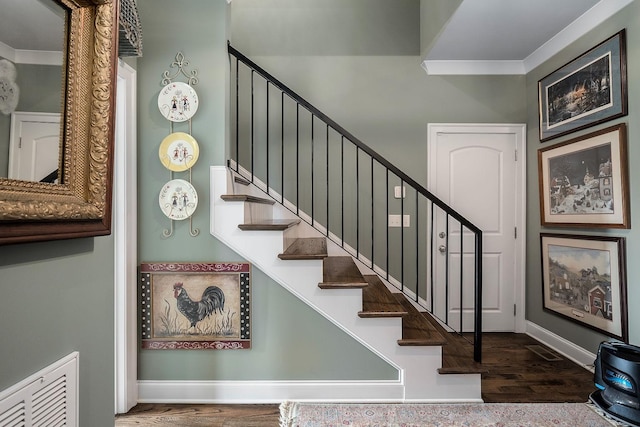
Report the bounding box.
[140,262,251,349]
[537,29,627,142]
[538,123,630,228]
[540,234,628,342]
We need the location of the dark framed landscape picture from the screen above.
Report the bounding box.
[540,233,627,342]
[140,262,251,350]
[538,124,629,228]
[538,30,627,142]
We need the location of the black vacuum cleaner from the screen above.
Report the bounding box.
[590,340,640,426]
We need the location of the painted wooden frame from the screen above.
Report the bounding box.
[140,262,251,350]
[540,233,627,342]
[538,124,629,228]
[538,30,627,142]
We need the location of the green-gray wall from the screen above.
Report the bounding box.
[525,1,640,349]
[1,3,638,425]
[0,237,115,426]
[230,0,640,355]
[136,0,396,382]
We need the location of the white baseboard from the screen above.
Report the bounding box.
[137,380,408,404]
[525,321,596,372]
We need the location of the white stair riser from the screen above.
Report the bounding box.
[210,166,482,401]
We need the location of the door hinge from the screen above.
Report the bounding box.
[514,227,517,239]
[514,304,517,316]
[515,149,517,161]
[18,136,22,149]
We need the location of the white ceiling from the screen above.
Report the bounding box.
[0,0,634,74]
[423,0,633,75]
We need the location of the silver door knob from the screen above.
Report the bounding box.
[438,245,447,253]
[439,232,446,238]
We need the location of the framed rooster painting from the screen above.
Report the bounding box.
[140,262,251,349]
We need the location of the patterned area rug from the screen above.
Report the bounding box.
[279,401,622,427]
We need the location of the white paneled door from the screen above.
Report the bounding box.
[428,124,526,332]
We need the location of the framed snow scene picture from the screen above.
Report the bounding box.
[538,30,627,142]
[140,262,251,349]
[540,234,627,342]
[538,124,629,228]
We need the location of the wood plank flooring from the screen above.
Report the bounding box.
[115,333,596,426]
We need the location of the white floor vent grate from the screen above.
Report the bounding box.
[0,352,78,427]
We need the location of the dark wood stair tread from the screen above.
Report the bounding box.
[238,219,300,231]
[359,275,407,318]
[319,256,367,289]
[279,238,327,260]
[419,311,487,375]
[392,294,447,347]
[221,194,275,205]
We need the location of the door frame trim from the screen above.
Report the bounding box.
[427,123,526,333]
[114,60,138,413]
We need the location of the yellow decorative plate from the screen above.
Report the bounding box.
[158,179,198,221]
[159,132,199,171]
[157,82,199,122]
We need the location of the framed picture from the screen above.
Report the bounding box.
[540,233,627,342]
[538,123,629,228]
[538,30,627,142]
[140,262,251,350]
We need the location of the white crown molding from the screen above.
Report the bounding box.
[0,40,62,66]
[421,60,525,75]
[524,0,633,73]
[14,49,62,66]
[422,0,633,76]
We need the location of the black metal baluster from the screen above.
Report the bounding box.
[250,70,255,181]
[416,191,419,302]
[356,146,360,257]
[234,57,239,172]
[311,115,315,226]
[400,178,404,293]
[475,232,483,363]
[371,157,374,270]
[430,202,435,312]
[386,169,389,281]
[445,213,450,325]
[295,104,300,215]
[460,222,464,334]
[341,135,344,248]
[280,92,284,204]
[326,124,330,237]
[266,82,270,195]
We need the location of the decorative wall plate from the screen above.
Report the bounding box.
[157,81,199,122]
[159,179,198,220]
[159,132,200,171]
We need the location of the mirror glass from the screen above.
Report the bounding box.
[0,0,65,182]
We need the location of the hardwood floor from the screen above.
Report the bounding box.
[115,333,596,426]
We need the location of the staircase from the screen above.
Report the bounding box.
[210,166,484,402]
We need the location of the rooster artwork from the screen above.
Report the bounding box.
[173,282,225,332]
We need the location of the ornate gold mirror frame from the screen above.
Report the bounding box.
[0,0,118,245]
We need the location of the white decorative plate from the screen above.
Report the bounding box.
[159,132,199,171]
[158,179,198,220]
[157,82,199,122]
